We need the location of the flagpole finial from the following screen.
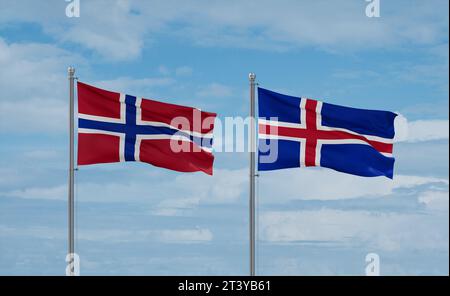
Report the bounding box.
[249,73,256,81]
[68,66,75,77]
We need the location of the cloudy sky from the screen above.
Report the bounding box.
[0,0,448,275]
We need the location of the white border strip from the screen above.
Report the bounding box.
[299,98,307,128]
[259,131,392,164]
[78,128,125,162]
[134,134,212,161]
[259,133,391,153]
[259,119,393,144]
[314,100,392,144]
[78,93,126,124]
[258,97,394,167]
[135,97,213,139]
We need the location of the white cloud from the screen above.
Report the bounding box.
[95,76,174,97]
[150,168,248,215]
[157,228,213,243]
[0,98,67,133]
[259,168,448,202]
[5,164,448,209]
[2,168,248,206]
[155,65,193,78]
[406,120,449,142]
[142,0,449,52]
[78,228,213,244]
[175,168,247,203]
[0,1,146,61]
[2,180,154,202]
[0,168,243,242]
[0,225,64,240]
[0,38,83,133]
[59,0,148,61]
[175,66,193,77]
[0,225,213,244]
[418,191,449,211]
[0,38,79,101]
[393,113,409,142]
[260,208,449,251]
[6,184,67,201]
[150,197,200,216]
[22,149,62,161]
[400,101,449,120]
[197,83,233,98]
[2,0,446,60]
[394,116,449,143]
[0,168,24,187]
[393,175,449,188]
[2,71,173,134]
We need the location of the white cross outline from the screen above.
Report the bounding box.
[78,94,214,163]
[77,128,126,162]
[78,93,126,162]
[78,93,126,124]
[258,98,394,167]
[134,97,213,160]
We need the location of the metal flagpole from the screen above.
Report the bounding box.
[249,73,256,276]
[68,66,75,276]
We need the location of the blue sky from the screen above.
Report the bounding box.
[0,0,448,275]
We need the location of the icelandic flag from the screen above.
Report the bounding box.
[258,88,397,179]
[77,82,216,175]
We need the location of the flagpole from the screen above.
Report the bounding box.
[249,73,256,276]
[68,66,75,276]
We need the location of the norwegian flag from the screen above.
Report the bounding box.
[77,82,216,175]
[258,88,397,178]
